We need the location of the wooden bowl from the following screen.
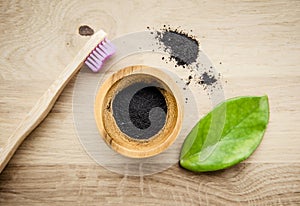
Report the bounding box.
[94,65,183,158]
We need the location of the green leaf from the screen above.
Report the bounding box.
[180,96,269,172]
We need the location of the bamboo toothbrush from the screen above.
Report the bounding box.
[0,30,115,173]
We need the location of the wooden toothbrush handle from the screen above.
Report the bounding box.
[0,30,107,173]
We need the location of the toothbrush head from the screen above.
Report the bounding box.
[85,38,116,72]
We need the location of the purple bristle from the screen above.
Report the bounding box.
[85,38,116,72]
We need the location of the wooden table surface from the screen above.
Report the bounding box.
[0,0,299,205]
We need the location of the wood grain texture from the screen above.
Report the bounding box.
[0,0,299,205]
[0,30,107,173]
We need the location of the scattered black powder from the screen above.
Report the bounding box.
[155,29,199,67]
[112,82,167,140]
[148,25,222,95]
[200,72,217,86]
[185,97,188,104]
[79,25,94,36]
[185,76,191,86]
